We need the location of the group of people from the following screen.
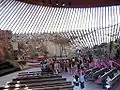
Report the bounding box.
[39,56,116,90]
[40,56,91,75]
[73,71,87,89]
[41,59,61,74]
[40,57,91,89]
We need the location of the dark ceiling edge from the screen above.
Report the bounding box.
[16,0,120,8]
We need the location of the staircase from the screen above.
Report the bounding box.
[0,60,20,76]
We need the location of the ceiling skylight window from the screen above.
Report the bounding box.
[0,0,120,48]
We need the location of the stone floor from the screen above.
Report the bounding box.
[0,67,118,90]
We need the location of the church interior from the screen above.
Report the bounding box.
[0,0,120,90]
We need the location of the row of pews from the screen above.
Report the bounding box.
[0,71,73,90]
[0,60,20,76]
[86,66,120,89]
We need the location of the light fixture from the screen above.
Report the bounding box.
[62,3,65,6]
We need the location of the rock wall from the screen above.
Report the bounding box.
[0,30,12,60]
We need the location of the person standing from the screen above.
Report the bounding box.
[79,72,85,89]
[54,61,59,74]
[68,60,72,74]
[77,61,80,73]
[73,72,79,86]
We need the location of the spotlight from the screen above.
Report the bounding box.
[56,1,58,6]
[62,3,65,6]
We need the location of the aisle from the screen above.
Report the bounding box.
[116,84,120,90]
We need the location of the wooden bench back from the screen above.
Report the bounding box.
[93,68,108,78]
[110,73,120,86]
[101,68,117,81]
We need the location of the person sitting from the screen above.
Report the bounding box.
[105,76,111,89]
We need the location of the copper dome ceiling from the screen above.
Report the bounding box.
[0,0,120,48]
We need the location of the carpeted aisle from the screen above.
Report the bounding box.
[116,84,120,90]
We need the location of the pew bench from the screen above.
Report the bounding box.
[101,68,117,82]
[95,68,117,85]
[8,78,66,85]
[31,85,74,90]
[18,72,53,76]
[86,67,99,77]
[1,85,73,90]
[13,75,62,81]
[93,68,109,80]
[1,81,72,89]
[110,73,120,89]
[87,67,100,81]
[18,71,53,76]
[92,67,100,73]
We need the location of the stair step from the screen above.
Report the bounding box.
[0,68,18,76]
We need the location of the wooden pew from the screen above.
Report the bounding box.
[93,68,109,80]
[13,75,62,81]
[110,73,120,89]
[18,71,46,75]
[92,67,100,73]
[1,85,74,90]
[95,68,117,85]
[0,81,72,89]
[32,85,74,90]
[0,74,73,90]
[86,67,99,75]
[0,70,74,90]
[87,67,100,81]
[100,68,117,83]
[18,72,53,76]
[8,78,66,85]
